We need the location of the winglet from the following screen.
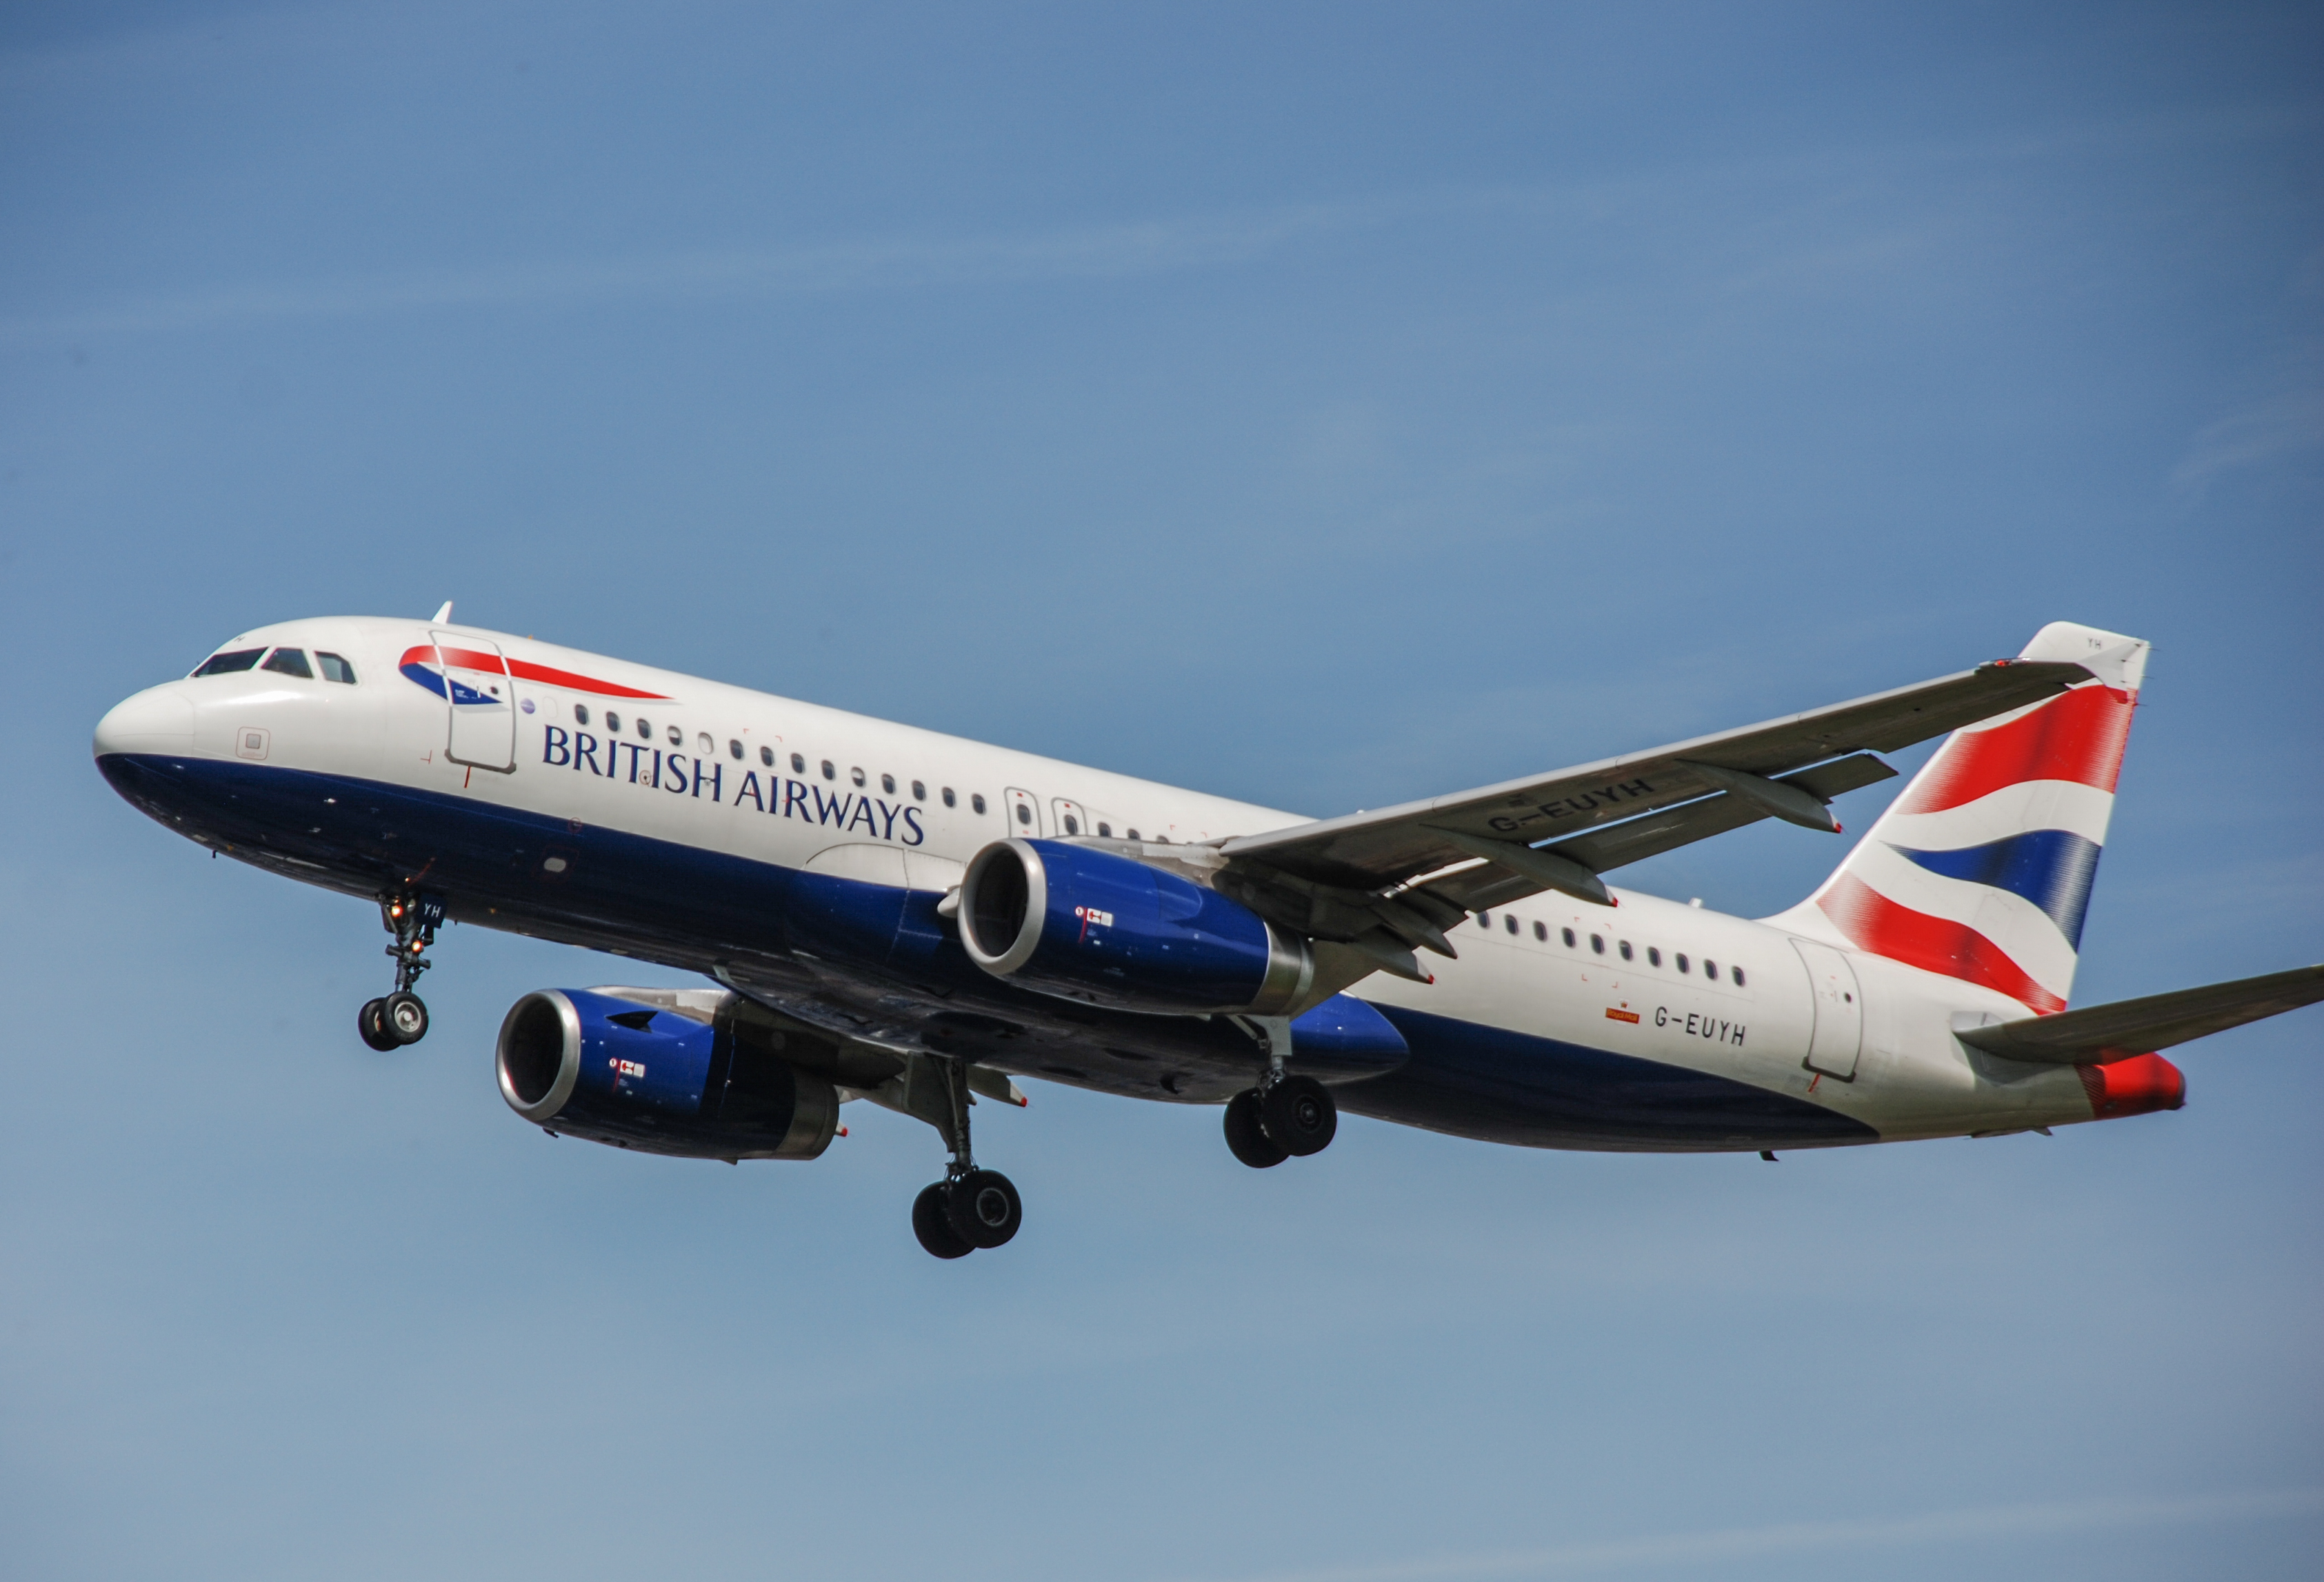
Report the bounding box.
[432,601,454,624]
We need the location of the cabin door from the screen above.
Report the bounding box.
[1792,938,1863,1080]
[431,631,517,772]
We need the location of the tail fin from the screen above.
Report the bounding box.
[1778,622,2150,1014]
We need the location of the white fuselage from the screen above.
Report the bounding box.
[94,615,2113,1148]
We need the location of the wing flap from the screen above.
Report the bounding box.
[1956,964,2324,1064]
[1220,660,2088,895]
[1415,752,1900,913]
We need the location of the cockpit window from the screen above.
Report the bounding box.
[316,652,357,684]
[261,648,314,679]
[192,648,265,676]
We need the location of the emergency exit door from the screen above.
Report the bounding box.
[1003,788,1042,838]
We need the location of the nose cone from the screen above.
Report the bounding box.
[94,685,197,759]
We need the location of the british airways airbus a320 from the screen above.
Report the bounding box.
[93,610,2321,1257]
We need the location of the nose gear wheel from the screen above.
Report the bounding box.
[359,892,443,1048]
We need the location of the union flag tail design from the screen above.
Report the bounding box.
[1794,623,2149,1014]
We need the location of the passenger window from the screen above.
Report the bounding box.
[1705,961,1719,981]
[667,725,681,746]
[728,739,743,760]
[1098,822,1111,838]
[850,767,866,787]
[1125,828,1139,841]
[1562,928,1576,948]
[574,703,590,725]
[192,648,266,676]
[943,788,957,808]
[315,652,357,684]
[1534,921,1547,941]
[606,711,622,732]
[881,773,896,794]
[1676,954,1691,973]
[792,753,805,774]
[1063,813,1080,834]
[1014,801,1032,825]
[1477,912,1492,930]
[912,781,926,801]
[821,760,836,781]
[695,732,711,753]
[972,794,987,814]
[1504,914,1518,934]
[261,648,314,679]
[1590,934,1605,954]
[1648,947,1661,967]
[760,745,774,766]
[1619,941,1633,961]
[638,718,653,739]
[1733,967,1747,988]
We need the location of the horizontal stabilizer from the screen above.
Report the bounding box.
[1956,963,2324,1065]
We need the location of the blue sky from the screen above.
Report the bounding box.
[3,4,2320,1579]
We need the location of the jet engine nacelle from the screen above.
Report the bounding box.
[957,838,1314,1015]
[497,988,840,1159]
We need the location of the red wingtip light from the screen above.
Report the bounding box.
[837,1125,849,1138]
[2075,1053,2185,1120]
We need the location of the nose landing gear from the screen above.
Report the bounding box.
[359,892,443,1050]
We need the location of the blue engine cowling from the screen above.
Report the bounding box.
[956,839,1314,1015]
[496,988,840,1159]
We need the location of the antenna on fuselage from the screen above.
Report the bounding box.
[432,601,454,623]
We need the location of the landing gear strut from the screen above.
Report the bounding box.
[910,1057,1023,1259]
[1224,1072,1337,1167]
[358,892,443,1050]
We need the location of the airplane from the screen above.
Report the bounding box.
[92,611,2323,1258]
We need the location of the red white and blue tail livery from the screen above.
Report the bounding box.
[1782,623,2145,1016]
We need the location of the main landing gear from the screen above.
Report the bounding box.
[910,1058,1024,1260]
[358,892,443,1051]
[1223,1073,1337,1168]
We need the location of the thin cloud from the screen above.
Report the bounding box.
[1179,1487,2324,1582]
[5,105,2305,346]
[2172,386,2324,491]
[0,200,1416,342]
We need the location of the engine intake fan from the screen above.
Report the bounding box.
[497,988,839,1160]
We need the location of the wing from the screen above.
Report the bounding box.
[1212,658,2092,958]
[1956,964,2324,1065]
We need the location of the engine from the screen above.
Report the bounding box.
[496,988,840,1159]
[956,838,1314,1015]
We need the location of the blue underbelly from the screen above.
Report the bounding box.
[1341,1005,1877,1152]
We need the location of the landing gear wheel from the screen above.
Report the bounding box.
[1261,1074,1336,1157]
[381,990,430,1045]
[1224,1089,1289,1168]
[357,998,400,1052]
[945,1168,1023,1250]
[912,1182,973,1259]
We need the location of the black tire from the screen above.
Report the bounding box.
[357,999,400,1052]
[1223,1089,1288,1168]
[382,990,429,1045]
[913,1183,974,1259]
[1260,1074,1336,1157]
[945,1168,1023,1250]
